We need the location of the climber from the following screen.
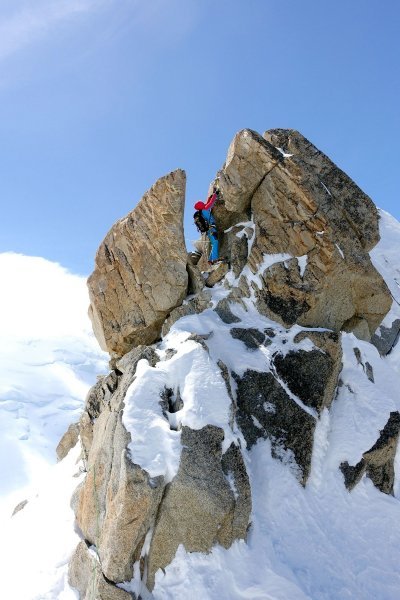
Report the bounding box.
[193,187,220,264]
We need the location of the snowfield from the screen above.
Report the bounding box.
[1,208,400,600]
[0,254,106,496]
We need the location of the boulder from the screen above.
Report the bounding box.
[214,297,242,324]
[212,129,391,339]
[147,426,250,589]
[371,318,400,356]
[88,169,188,357]
[68,541,133,600]
[230,327,266,350]
[56,421,80,461]
[263,128,379,251]
[340,411,400,495]
[205,262,229,287]
[274,331,342,413]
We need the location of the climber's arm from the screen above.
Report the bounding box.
[204,192,218,211]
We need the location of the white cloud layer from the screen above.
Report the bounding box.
[0,252,92,338]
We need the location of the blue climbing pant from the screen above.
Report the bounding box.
[207,228,219,262]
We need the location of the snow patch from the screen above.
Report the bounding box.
[319,180,332,196]
[276,147,294,158]
[297,254,308,278]
[335,243,344,259]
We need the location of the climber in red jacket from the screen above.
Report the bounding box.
[194,189,220,263]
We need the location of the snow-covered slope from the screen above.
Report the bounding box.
[2,207,400,600]
[0,253,106,515]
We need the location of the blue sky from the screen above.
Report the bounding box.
[0,0,399,275]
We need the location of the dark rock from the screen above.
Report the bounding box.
[287,330,342,413]
[187,333,210,352]
[353,347,374,383]
[365,362,374,383]
[258,289,310,326]
[164,348,177,360]
[273,349,335,413]
[221,443,252,539]
[159,386,184,420]
[235,369,316,483]
[85,370,119,420]
[340,459,366,491]
[353,347,363,366]
[12,499,28,517]
[214,298,241,324]
[217,360,234,403]
[187,260,205,295]
[371,319,400,356]
[230,327,266,350]
[264,328,276,338]
[364,412,400,494]
[341,412,400,495]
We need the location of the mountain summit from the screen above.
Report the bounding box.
[33,129,400,599]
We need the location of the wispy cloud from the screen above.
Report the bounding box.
[0,0,105,61]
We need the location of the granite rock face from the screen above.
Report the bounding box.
[234,330,342,483]
[147,426,250,589]
[69,127,396,598]
[72,347,164,584]
[235,369,316,483]
[68,541,132,600]
[88,169,188,357]
[70,346,251,594]
[213,129,391,339]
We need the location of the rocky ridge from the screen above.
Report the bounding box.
[64,129,398,598]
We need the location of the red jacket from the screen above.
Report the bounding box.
[204,192,218,210]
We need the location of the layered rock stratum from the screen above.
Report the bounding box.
[64,128,399,599]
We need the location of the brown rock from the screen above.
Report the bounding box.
[215,129,282,216]
[56,422,80,461]
[88,169,188,357]
[214,129,391,339]
[205,261,229,287]
[68,541,132,600]
[73,347,164,584]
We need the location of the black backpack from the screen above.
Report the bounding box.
[193,210,209,233]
